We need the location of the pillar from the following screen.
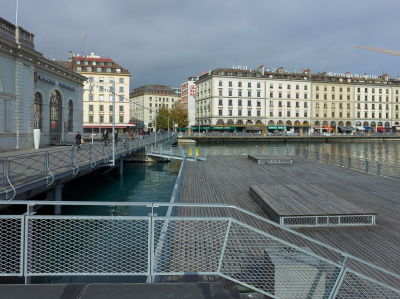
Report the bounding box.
[119,158,123,176]
[54,184,63,215]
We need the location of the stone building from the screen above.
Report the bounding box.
[0,17,86,151]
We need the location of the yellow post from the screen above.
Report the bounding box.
[189,148,192,156]
[196,148,199,157]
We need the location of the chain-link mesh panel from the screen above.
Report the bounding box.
[379,161,400,180]
[336,269,400,298]
[220,221,341,298]
[0,217,23,275]
[153,219,228,274]
[27,217,149,275]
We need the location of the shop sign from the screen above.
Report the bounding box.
[268,126,284,130]
[211,126,236,130]
[34,72,75,91]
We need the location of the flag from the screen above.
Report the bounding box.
[85,34,87,40]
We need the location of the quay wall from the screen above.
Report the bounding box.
[179,135,400,143]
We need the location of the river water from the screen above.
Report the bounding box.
[34,140,399,284]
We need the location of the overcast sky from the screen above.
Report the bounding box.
[3,0,400,89]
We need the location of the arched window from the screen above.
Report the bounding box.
[256,120,262,125]
[346,121,352,126]
[286,120,292,125]
[268,120,275,125]
[246,120,253,125]
[237,120,243,125]
[294,120,300,126]
[378,121,383,126]
[314,121,320,126]
[303,121,309,125]
[322,121,329,126]
[338,121,344,126]
[50,90,62,142]
[227,119,234,125]
[385,122,390,127]
[34,92,42,130]
[356,121,362,126]
[331,121,336,126]
[371,121,376,126]
[277,120,283,125]
[216,119,224,125]
[363,121,369,126]
[67,100,73,132]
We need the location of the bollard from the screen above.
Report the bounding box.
[306,149,309,158]
[377,161,380,176]
[327,153,329,164]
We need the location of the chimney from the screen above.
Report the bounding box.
[68,51,72,62]
[382,74,389,81]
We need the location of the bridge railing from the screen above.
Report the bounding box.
[147,145,207,161]
[0,133,177,200]
[0,201,399,298]
[297,148,400,180]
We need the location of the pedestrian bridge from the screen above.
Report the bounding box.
[147,145,207,161]
[0,133,179,201]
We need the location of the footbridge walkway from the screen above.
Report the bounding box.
[0,133,180,201]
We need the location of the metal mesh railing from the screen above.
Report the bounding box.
[0,201,399,298]
[0,133,178,200]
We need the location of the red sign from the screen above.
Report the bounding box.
[189,85,196,96]
[200,70,207,76]
[75,57,112,62]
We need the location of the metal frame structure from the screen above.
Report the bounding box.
[0,201,399,298]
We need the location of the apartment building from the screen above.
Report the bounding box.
[129,84,180,131]
[181,76,198,127]
[194,67,400,133]
[57,52,131,133]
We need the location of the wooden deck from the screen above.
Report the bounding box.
[177,155,400,287]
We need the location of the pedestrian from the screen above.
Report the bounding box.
[75,131,82,151]
[140,130,143,140]
[102,129,109,145]
[114,129,118,145]
[130,130,134,141]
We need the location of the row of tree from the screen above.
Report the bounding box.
[155,104,189,131]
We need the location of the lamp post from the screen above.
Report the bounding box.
[154,109,157,147]
[112,80,115,166]
[283,105,286,136]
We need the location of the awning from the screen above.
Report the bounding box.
[396,127,400,131]
[323,127,333,131]
[338,126,356,131]
[377,127,387,132]
[356,126,365,131]
[83,124,135,128]
[364,127,372,130]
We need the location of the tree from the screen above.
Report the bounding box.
[155,104,189,131]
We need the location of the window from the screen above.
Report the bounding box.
[219,109,222,116]
[87,67,92,72]
[99,95,104,101]
[89,95,93,101]
[238,99,242,106]
[257,101,261,107]
[229,90,232,96]
[219,89,223,96]
[119,115,124,123]
[89,105,94,111]
[257,110,261,116]
[248,91,251,97]
[248,110,251,116]
[89,116,93,123]
[257,91,260,97]
[84,61,88,65]
[99,77,104,83]
[109,115,113,122]
[109,77,114,82]
[248,100,252,106]
[229,110,232,116]
[257,82,261,88]
[99,86,104,92]
[248,82,251,87]
[229,81,232,87]
[238,82,242,87]
[99,105,104,112]
[34,92,42,130]
[238,90,242,96]
[229,99,233,106]
[106,68,112,73]
[100,115,104,123]
[96,67,103,72]
[89,77,94,83]
[116,68,122,73]
[270,83,273,89]
[219,81,222,86]
[238,110,242,116]
[219,99,223,106]
[109,105,113,112]
[119,87,124,92]
[76,67,82,71]
[119,78,124,83]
